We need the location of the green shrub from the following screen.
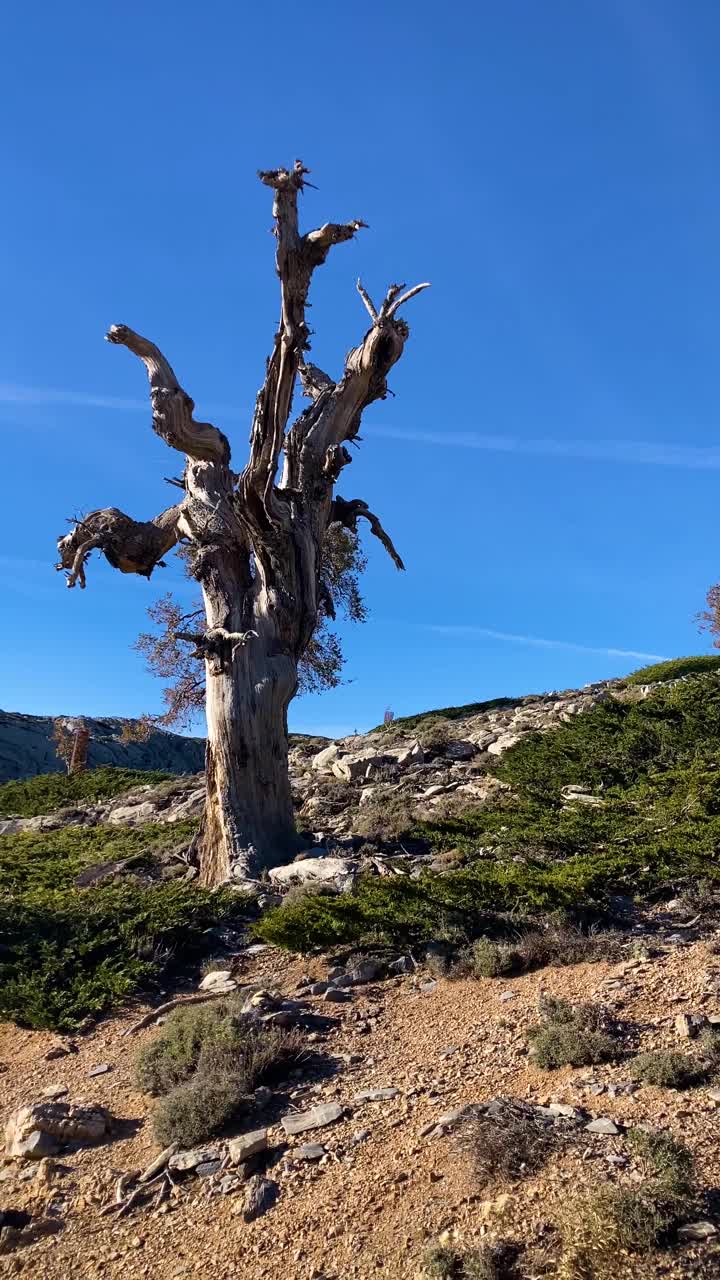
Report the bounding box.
[260,672,720,953]
[559,1129,694,1278]
[560,1186,672,1279]
[464,939,520,978]
[0,820,199,892]
[138,1001,305,1145]
[624,655,720,686]
[528,1000,617,1070]
[136,1002,230,1094]
[0,766,174,819]
[627,1051,702,1089]
[0,879,240,1032]
[152,1072,243,1148]
[423,1243,519,1280]
[626,1127,693,1193]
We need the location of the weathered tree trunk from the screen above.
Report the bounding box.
[56,161,427,888]
[196,571,300,886]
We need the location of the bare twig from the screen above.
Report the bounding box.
[123,988,243,1037]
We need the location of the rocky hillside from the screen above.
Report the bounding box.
[3,659,720,1275]
[0,710,206,782]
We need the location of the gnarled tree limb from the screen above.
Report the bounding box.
[105,325,231,465]
[330,497,405,571]
[242,162,365,522]
[174,626,258,674]
[56,504,185,588]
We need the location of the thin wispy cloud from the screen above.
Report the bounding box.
[422,623,665,663]
[0,384,147,412]
[367,427,720,471]
[0,383,247,420]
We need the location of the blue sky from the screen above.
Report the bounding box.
[2,0,720,736]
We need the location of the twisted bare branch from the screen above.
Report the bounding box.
[241,162,365,522]
[331,497,405,571]
[105,325,230,465]
[56,504,184,589]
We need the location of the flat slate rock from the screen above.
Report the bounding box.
[88,1063,111,1077]
[170,1146,222,1172]
[227,1129,268,1164]
[586,1117,620,1135]
[353,1088,400,1103]
[294,1144,326,1161]
[281,1102,344,1135]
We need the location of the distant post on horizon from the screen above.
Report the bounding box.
[383,707,395,725]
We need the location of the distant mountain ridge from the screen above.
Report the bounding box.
[0,710,206,782]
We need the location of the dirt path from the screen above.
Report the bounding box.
[2,939,720,1278]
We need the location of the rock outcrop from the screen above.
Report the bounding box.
[0,710,206,782]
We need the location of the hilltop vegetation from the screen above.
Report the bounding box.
[4,662,720,1030]
[0,814,242,1031]
[0,766,173,819]
[258,669,720,949]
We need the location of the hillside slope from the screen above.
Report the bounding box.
[0,709,206,781]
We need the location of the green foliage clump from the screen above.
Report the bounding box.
[0,766,173,819]
[137,1000,305,1146]
[376,696,521,736]
[0,820,198,892]
[465,938,519,978]
[0,798,234,1032]
[626,1127,694,1192]
[456,925,620,982]
[0,878,240,1032]
[528,999,617,1070]
[259,670,720,953]
[624,654,720,686]
[628,1050,702,1089]
[558,1128,694,1278]
[423,1243,519,1280]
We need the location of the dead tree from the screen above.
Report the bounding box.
[56,162,428,886]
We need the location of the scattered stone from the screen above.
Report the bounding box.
[44,1043,76,1062]
[41,1085,69,1101]
[241,1175,279,1222]
[311,743,341,773]
[420,981,438,993]
[585,1118,620,1135]
[326,967,346,981]
[678,1221,718,1241]
[4,1101,111,1159]
[198,970,237,994]
[227,1130,268,1165]
[308,981,329,996]
[268,857,358,888]
[548,1103,582,1119]
[281,1103,344,1136]
[389,956,414,975]
[353,1088,400,1103]
[88,1063,111,1077]
[707,1088,720,1103]
[348,961,383,985]
[169,1146,222,1172]
[294,1144,326,1161]
[675,1011,706,1039]
[323,988,350,1003]
[351,1129,370,1144]
[499,991,516,1003]
[196,1159,223,1178]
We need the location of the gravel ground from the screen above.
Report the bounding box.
[2,935,720,1279]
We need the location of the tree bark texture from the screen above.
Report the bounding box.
[56,161,427,885]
